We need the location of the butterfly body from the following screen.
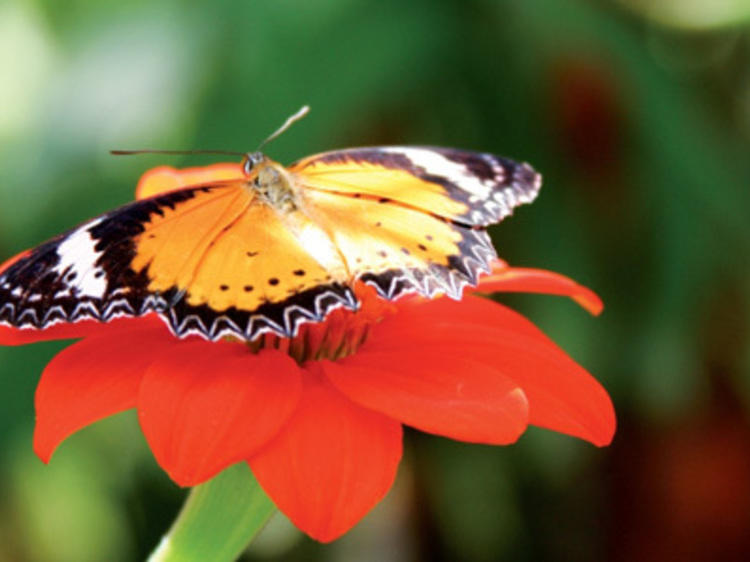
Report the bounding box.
[0,146,541,341]
[248,153,299,213]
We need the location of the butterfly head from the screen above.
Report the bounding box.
[242,151,266,175]
[242,152,298,212]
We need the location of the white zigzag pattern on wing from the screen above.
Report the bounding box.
[0,286,359,342]
[361,229,496,302]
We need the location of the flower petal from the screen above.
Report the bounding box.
[138,344,302,487]
[322,352,529,445]
[477,264,603,316]
[249,363,402,543]
[0,315,163,346]
[370,296,615,446]
[33,319,175,462]
[135,163,244,199]
[1,321,97,346]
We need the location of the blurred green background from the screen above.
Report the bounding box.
[1,0,749,560]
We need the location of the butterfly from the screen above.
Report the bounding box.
[0,117,541,341]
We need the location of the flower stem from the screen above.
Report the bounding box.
[147,463,276,562]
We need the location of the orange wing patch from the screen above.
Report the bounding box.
[131,186,249,293]
[301,187,495,299]
[133,188,350,309]
[176,205,349,311]
[135,163,244,200]
[291,146,541,226]
[295,159,470,222]
[130,186,356,338]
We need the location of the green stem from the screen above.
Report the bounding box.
[147,463,276,562]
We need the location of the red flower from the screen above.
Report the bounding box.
[0,164,614,542]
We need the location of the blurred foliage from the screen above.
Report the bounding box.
[618,0,750,31]
[1,0,749,560]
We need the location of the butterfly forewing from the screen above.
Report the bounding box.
[290,146,541,226]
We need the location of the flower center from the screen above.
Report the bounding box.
[246,318,374,363]
[244,284,397,363]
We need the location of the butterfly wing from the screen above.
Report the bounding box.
[1,146,540,341]
[0,186,218,332]
[156,200,356,340]
[0,182,356,341]
[290,146,541,226]
[290,146,541,299]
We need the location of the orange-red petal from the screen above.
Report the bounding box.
[135,163,244,200]
[322,352,529,445]
[33,319,176,462]
[476,264,603,316]
[248,363,402,543]
[0,315,163,346]
[138,344,302,487]
[370,295,615,446]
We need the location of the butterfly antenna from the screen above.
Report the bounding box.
[257,105,310,151]
[111,106,310,157]
[110,148,246,157]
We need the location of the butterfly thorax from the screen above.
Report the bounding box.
[246,154,299,213]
